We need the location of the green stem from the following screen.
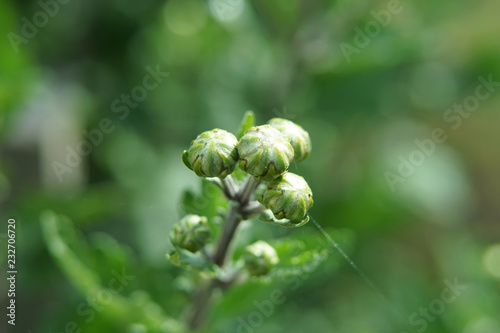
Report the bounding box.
[187,279,217,330]
[221,175,237,200]
[187,175,259,330]
[213,204,241,266]
[238,176,260,204]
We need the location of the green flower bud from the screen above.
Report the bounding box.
[268,118,311,162]
[237,125,294,182]
[243,241,279,276]
[183,129,239,179]
[170,215,211,253]
[259,173,313,223]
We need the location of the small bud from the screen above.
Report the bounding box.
[170,215,211,253]
[237,125,294,181]
[259,173,313,223]
[243,241,279,276]
[268,118,311,162]
[183,129,239,179]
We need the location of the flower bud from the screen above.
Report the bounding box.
[183,129,239,179]
[237,125,294,181]
[259,173,313,223]
[243,241,279,276]
[268,118,311,162]
[170,215,211,253]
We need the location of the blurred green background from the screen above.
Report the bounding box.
[1,0,500,332]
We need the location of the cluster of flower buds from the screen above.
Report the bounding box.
[169,215,212,253]
[181,116,314,226]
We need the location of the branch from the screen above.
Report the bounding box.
[187,175,260,330]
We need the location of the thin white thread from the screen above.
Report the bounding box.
[309,214,401,316]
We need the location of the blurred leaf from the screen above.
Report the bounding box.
[90,232,136,283]
[40,211,184,332]
[270,238,329,280]
[230,163,249,182]
[40,211,101,294]
[180,178,227,222]
[167,248,216,274]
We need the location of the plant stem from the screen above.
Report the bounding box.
[187,279,217,330]
[213,204,241,266]
[238,176,260,204]
[214,176,260,266]
[187,175,259,330]
[221,176,237,200]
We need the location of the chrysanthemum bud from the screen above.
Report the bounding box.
[182,129,239,179]
[243,241,279,276]
[170,215,211,253]
[259,173,313,223]
[268,118,311,162]
[237,125,294,182]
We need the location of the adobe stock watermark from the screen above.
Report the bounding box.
[7,0,72,54]
[272,106,296,120]
[401,278,467,333]
[50,267,135,333]
[340,0,405,63]
[385,74,500,192]
[51,65,169,182]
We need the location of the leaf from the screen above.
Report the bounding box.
[167,250,181,266]
[273,238,306,260]
[177,249,208,269]
[89,232,136,282]
[272,248,329,280]
[237,111,255,139]
[259,210,310,227]
[40,211,101,294]
[167,248,216,273]
[179,179,228,222]
[253,238,330,281]
[40,211,183,332]
[231,163,249,182]
[179,189,198,215]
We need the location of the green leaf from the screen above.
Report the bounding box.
[167,250,181,266]
[167,248,216,273]
[180,189,197,215]
[272,248,329,280]
[237,111,255,139]
[258,238,329,281]
[40,211,101,294]
[273,238,306,260]
[40,211,183,332]
[259,211,310,227]
[231,163,249,182]
[90,232,136,283]
[179,179,227,221]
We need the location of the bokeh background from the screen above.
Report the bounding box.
[1,0,500,332]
